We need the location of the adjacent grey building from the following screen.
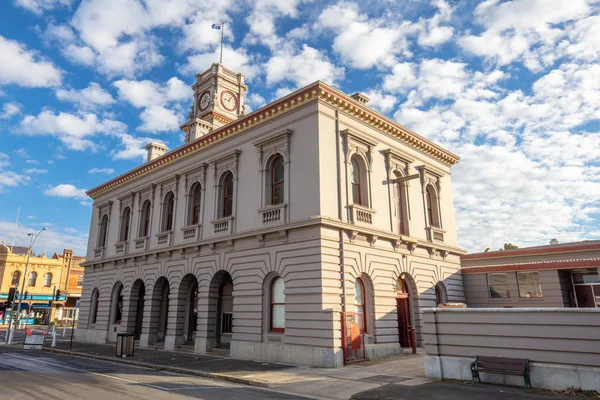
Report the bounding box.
[462,240,600,308]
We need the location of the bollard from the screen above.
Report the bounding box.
[51,325,57,348]
[62,322,67,337]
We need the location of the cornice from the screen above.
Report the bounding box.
[87,81,460,199]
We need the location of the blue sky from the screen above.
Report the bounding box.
[0,0,599,256]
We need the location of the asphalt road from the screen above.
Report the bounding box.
[0,347,315,400]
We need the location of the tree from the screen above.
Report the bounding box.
[503,243,519,250]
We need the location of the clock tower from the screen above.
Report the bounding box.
[181,63,248,143]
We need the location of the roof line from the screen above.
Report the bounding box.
[87,81,460,199]
[461,258,599,274]
[462,242,600,260]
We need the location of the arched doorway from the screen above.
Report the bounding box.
[131,279,145,340]
[396,274,415,348]
[107,282,124,342]
[207,271,233,351]
[179,274,199,344]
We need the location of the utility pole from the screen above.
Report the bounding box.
[9,227,47,344]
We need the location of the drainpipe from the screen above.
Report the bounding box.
[335,110,347,314]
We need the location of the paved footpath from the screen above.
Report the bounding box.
[3,338,588,400]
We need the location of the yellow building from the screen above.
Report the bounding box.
[0,241,85,325]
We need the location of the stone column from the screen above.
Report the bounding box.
[138,285,158,347]
[194,289,213,354]
[164,290,186,350]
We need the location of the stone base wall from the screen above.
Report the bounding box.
[365,342,403,360]
[230,340,343,368]
[76,327,107,344]
[425,355,600,391]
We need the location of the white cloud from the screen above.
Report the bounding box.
[41,22,76,43]
[20,110,127,151]
[139,105,181,132]
[266,45,345,88]
[0,103,21,119]
[416,0,454,47]
[0,153,31,191]
[13,0,72,15]
[363,90,397,113]
[88,167,114,174]
[0,219,88,255]
[56,82,116,109]
[244,0,304,49]
[245,93,266,111]
[114,77,190,132]
[62,44,95,66]
[24,168,47,174]
[68,0,208,77]
[458,0,597,70]
[387,57,600,251]
[0,36,62,87]
[44,184,88,200]
[180,46,260,80]
[111,133,162,161]
[316,2,417,69]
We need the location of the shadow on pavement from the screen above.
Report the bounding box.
[350,380,589,400]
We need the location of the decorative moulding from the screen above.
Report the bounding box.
[87,82,458,199]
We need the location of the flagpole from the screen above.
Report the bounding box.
[220,22,224,64]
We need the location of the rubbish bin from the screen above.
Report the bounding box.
[116,332,135,357]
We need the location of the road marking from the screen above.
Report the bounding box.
[2,353,171,391]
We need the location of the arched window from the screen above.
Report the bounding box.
[350,156,362,205]
[426,185,440,228]
[270,155,285,205]
[162,192,175,232]
[98,214,108,247]
[139,200,151,237]
[119,207,131,242]
[28,271,37,286]
[90,288,99,324]
[11,271,20,286]
[270,277,285,333]
[354,278,367,332]
[435,282,447,305]
[220,172,234,218]
[188,183,202,225]
[393,171,407,235]
[44,273,52,287]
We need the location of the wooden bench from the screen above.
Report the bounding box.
[471,356,531,389]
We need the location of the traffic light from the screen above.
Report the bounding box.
[55,290,61,301]
[7,287,16,305]
[24,291,29,299]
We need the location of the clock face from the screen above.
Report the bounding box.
[220,90,238,112]
[198,91,210,111]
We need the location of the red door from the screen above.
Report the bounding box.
[396,296,411,347]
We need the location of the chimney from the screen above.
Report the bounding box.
[350,92,370,105]
[145,142,168,163]
[549,238,559,245]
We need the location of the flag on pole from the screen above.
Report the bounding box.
[212,23,222,30]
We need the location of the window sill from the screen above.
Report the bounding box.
[211,216,234,235]
[349,204,375,225]
[258,204,287,225]
[93,246,105,259]
[181,224,201,241]
[156,231,173,246]
[134,237,149,251]
[114,241,128,255]
[426,226,446,242]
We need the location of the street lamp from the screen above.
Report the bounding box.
[7,227,47,344]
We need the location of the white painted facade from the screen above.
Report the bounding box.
[77,63,466,367]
